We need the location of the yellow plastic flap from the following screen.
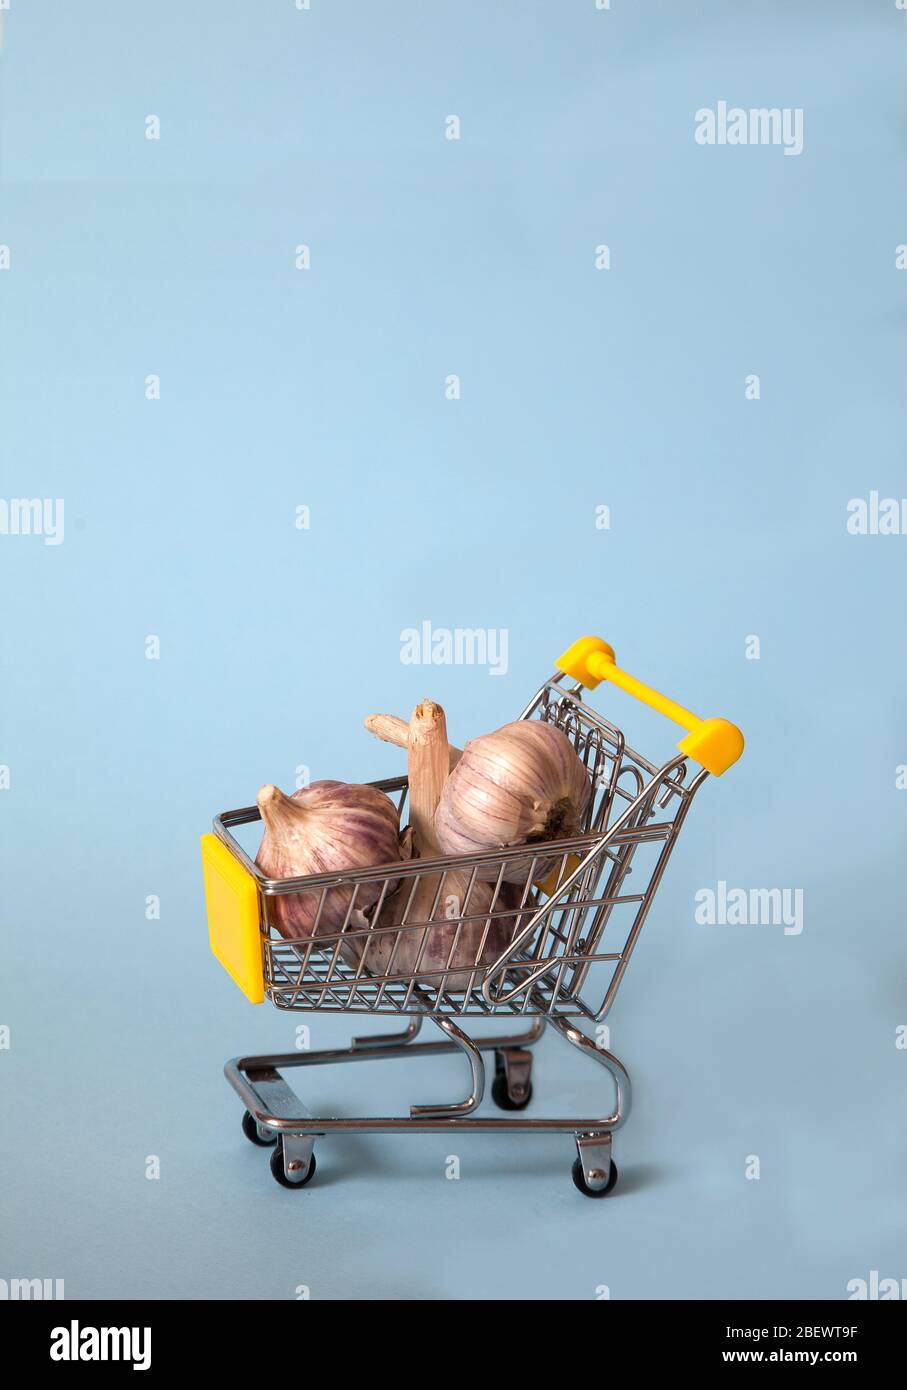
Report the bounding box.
[535,854,583,898]
[200,834,264,1004]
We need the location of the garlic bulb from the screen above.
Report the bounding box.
[256,781,406,939]
[433,721,591,881]
[341,870,531,991]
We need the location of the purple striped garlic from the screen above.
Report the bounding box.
[433,721,591,882]
[255,781,406,939]
[341,872,530,990]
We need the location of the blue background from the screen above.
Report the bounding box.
[1,0,905,1300]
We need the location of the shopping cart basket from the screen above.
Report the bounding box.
[201,636,743,1196]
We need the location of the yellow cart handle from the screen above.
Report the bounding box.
[557,636,744,776]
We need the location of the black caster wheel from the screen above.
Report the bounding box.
[572,1156,618,1198]
[491,1073,533,1112]
[241,1109,277,1146]
[269,1140,317,1190]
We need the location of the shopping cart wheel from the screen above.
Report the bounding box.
[491,1073,533,1111]
[270,1139,317,1190]
[571,1156,618,1198]
[241,1109,277,1147]
[492,1048,533,1110]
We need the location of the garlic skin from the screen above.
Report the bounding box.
[433,721,591,881]
[341,871,530,990]
[256,781,406,939]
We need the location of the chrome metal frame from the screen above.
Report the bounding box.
[226,1009,629,1190]
[215,673,709,1192]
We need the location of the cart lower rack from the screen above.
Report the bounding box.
[201,636,743,1196]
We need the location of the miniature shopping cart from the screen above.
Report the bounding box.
[200,636,743,1197]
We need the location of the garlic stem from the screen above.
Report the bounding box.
[407,700,449,854]
[364,712,462,770]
